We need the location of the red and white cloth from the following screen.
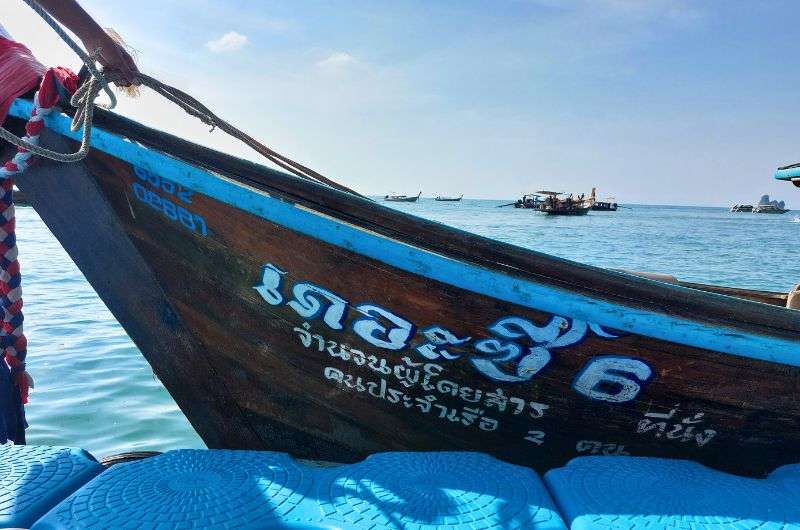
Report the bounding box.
[0,28,79,442]
[0,30,45,126]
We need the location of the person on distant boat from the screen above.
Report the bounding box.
[1,0,139,444]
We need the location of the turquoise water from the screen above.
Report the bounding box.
[18,201,800,457]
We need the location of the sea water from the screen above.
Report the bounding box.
[18,201,800,456]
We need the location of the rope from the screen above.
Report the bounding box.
[1,0,364,197]
[0,73,99,162]
[0,0,365,418]
[0,67,75,408]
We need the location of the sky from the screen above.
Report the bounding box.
[3,0,800,206]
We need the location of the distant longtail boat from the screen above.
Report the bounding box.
[538,191,591,216]
[384,192,421,202]
[6,97,800,478]
[588,187,618,211]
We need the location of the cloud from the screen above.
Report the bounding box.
[315,52,357,71]
[205,31,248,53]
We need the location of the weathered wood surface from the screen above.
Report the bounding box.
[620,271,789,307]
[8,112,800,477]
[14,131,264,451]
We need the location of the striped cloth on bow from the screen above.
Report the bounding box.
[0,33,78,443]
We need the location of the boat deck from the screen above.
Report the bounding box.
[3,444,797,529]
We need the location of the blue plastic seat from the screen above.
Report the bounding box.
[0,444,103,529]
[312,451,567,530]
[32,449,315,529]
[33,449,566,529]
[544,456,800,530]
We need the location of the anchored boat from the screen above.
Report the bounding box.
[752,194,789,214]
[513,193,544,209]
[5,95,800,478]
[588,187,618,211]
[434,195,463,202]
[384,192,421,202]
[538,191,591,216]
[753,204,790,214]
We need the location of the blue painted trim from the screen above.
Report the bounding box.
[775,167,800,181]
[10,100,799,366]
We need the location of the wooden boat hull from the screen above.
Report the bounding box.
[543,207,591,215]
[7,100,800,477]
[591,202,617,211]
[384,194,420,203]
[435,197,462,202]
[753,207,789,214]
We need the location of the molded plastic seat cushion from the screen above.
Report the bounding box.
[544,456,800,530]
[311,451,566,529]
[33,449,566,529]
[0,444,103,529]
[33,449,314,529]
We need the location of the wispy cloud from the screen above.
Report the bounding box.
[315,52,357,71]
[205,31,248,53]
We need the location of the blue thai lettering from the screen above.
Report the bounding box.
[470,316,565,382]
[352,304,416,350]
[288,283,348,330]
[253,264,287,305]
[489,316,563,344]
[416,326,471,360]
[471,339,528,382]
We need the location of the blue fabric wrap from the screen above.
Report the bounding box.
[0,359,26,443]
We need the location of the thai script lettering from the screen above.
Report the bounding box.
[294,323,550,418]
[636,404,717,448]
[258,260,653,404]
[575,440,630,456]
[524,430,546,446]
[323,366,500,432]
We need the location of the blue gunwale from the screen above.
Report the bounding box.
[9,99,799,366]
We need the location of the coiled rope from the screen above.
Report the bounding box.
[1,0,363,196]
[0,0,364,422]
